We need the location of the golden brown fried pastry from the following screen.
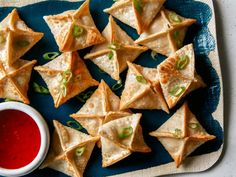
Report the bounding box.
[0,9,43,66]
[150,102,215,168]
[43,0,105,52]
[34,52,98,108]
[40,120,99,177]
[0,59,36,104]
[157,44,205,109]
[135,9,196,56]
[99,113,151,167]
[70,80,130,137]
[84,16,147,81]
[104,0,166,34]
[120,62,169,113]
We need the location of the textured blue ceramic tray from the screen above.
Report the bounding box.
[0,0,223,176]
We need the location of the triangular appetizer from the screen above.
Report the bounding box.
[40,120,99,177]
[84,16,147,81]
[99,113,151,167]
[157,44,205,109]
[34,52,98,108]
[0,9,43,66]
[43,0,105,52]
[104,0,166,34]
[149,102,216,168]
[70,80,129,137]
[135,8,196,56]
[120,62,169,113]
[0,59,36,104]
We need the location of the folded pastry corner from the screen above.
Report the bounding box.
[40,120,99,177]
[149,102,215,168]
[120,61,169,113]
[157,44,205,109]
[34,52,98,108]
[135,8,196,57]
[104,0,166,34]
[84,15,147,81]
[99,113,151,167]
[0,59,37,104]
[43,0,105,52]
[70,80,127,137]
[0,9,43,66]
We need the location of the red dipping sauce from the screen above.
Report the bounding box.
[0,109,41,169]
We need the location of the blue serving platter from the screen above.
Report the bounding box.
[0,0,224,176]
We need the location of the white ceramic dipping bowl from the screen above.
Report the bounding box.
[0,102,50,177]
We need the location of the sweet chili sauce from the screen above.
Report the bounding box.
[0,109,41,169]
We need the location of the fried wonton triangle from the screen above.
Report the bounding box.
[135,8,196,56]
[157,44,205,109]
[0,59,36,104]
[70,80,127,137]
[43,0,105,52]
[0,9,43,66]
[84,16,147,81]
[40,120,99,177]
[99,113,151,167]
[120,62,169,113]
[34,52,98,108]
[104,0,165,34]
[149,102,215,168]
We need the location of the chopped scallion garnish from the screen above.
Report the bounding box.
[58,69,73,97]
[169,12,182,24]
[188,123,200,129]
[108,41,121,50]
[16,40,30,47]
[4,98,14,102]
[136,75,147,84]
[75,146,86,156]
[76,91,94,103]
[172,128,182,138]
[73,24,84,37]
[0,33,5,44]
[118,126,133,139]
[33,82,50,94]
[43,52,59,60]
[175,55,189,70]
[112,80,123,91]
[169,85,186,97]
[108,51,113,60]
[67,120,83,131]
[133,0,143,13]
[151,51,158,60]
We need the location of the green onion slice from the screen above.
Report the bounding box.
[151,51,158,61]
[173,31,180,39]
[112,80,123,91]
[169,85,186,97]
[172,128,182,138]
[169,12,182,23]
[33,82,50,94]
[118,126,133,139]
[188,123,200,129]
[67,120,83,131]
[0,33,5,44]
[175,55,189,70]
[4,98,14,102]
[16,40,30,47]
[136,75,147,84]
[133,0,143,13]
[108,41,122,51]
[108,51,114,60]
[76,90,94,103]
[43,52,59,60]
[73,24,84,37]
[75,147,86,156]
